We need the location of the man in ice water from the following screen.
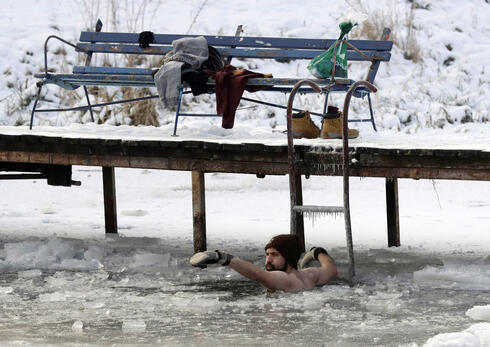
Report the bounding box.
[189,234,337,292]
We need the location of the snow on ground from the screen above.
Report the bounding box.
[0,0,489,346]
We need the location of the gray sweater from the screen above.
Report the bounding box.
[154,36,208,108]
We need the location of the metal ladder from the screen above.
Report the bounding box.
[286,79,377,278]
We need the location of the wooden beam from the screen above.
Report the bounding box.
[385,177,400,247]
[102,166,118,234]
[2,149,489,181]
[192,171,207,252]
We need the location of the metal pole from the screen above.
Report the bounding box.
[83,86,95,122]
[286,80,321,239]
[342,80,377,278]
[29,86,42,130]
[172,87,184,136]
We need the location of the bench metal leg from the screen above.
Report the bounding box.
[172,86,184,136]
[102,166,118,234]
[322,91,330,115]
[29,85,42,130]
[192,171,207,252]
[319,91,330,131]
[386,177,400,247]
[83,86,95,122]
[367,93,377,131]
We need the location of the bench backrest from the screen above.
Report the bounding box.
[77,32,392,62]
[75,30,392,84]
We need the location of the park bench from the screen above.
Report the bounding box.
[32,20,392,135]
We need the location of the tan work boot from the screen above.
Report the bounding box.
[320,106,359,139]
[291,110,320,139]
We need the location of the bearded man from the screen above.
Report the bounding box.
[190,234,337,292]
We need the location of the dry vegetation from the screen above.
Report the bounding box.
[348,0,422,63]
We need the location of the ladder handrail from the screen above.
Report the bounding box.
[286,79,377,279]
[342,80,377,278]
[286,80,322,236]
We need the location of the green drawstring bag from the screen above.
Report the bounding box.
[307,21,355,79]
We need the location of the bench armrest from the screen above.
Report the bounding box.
[42,35,89,77]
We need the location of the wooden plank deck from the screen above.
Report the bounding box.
[0,133,489,180]
[1,132,489,251]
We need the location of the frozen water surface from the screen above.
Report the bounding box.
[0,236,488,346]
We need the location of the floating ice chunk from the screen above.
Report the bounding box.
[364,292,402,313]
[122,320,146,333]
[168,295,221,314]
[0,287,13,295]
[72,320,83,333]
[466,305,490,321]
[84,245,106,262]
[59,258,103,270]
[83,301,105,309]
[39,292,67,302]
[129,252,171,270]
[413,262,490,291]
[299,294,321,311]
[18,269,42,278]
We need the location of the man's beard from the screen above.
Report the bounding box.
[266,263,287,272]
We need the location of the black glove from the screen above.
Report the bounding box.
[190,250,234,267]
[300,247,328,269]
[138,31,155,48]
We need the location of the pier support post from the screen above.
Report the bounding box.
[385,177,400,247]
[102,166,118,234]
[293,172,305,252]
[192,171,207,252]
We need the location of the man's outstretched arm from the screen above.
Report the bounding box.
[189,250,297,291]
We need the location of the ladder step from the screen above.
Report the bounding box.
[293,205,344,214]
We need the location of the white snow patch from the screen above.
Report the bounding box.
[423,323,490,347]
[467,306,490,322]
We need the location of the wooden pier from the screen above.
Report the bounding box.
[1,132,489,251]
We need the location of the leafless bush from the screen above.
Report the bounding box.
[75,0,162,126]
[347,0,422,62]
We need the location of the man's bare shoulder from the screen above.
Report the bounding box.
[263,270,313,291]
[289,270,315,289]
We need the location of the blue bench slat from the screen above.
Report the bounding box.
[79,31,393,51]
[73,66,157,75]
[37,73,355,88]
[76,43,391,61]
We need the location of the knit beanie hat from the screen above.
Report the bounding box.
[264,234,303,270]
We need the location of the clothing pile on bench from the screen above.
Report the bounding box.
[153,36,271,129]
